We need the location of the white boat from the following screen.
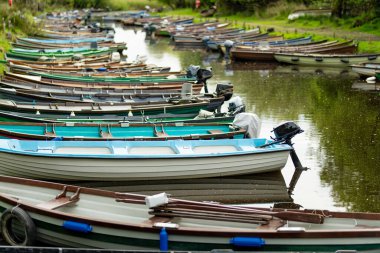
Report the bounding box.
[351,62,380,77]
[274,52,380,67]
[1,175,380,251]
[0,137,291,181]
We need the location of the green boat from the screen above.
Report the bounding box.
[0,121,246,141]
[5,48,115,61]
[374,71,380,80]
[24,70,197,83]
[0,109,236,124]
[0,98,216,117]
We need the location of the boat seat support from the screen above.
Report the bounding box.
[99,125,112,138]
[36,186,81,210]
[154,125,168,137]
[44,124,56,137]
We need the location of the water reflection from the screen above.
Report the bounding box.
[351,81,380,92]
[73,172,292,204]
[109,24,380,212]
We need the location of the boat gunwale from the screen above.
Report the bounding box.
[0,139,292,159]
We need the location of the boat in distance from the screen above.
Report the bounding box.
[1,175,380,251]
[274,52,380,67]
[350,62,380,77]
[0,137,292,181]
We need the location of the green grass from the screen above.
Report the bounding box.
[0,33,11,74]
[103,0,161,11]
[358,41,380,53]
[358,19,380,36]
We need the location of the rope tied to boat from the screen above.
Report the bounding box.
[11,202,21,214]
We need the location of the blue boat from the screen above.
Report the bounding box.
[11,46,111,54]
[18,37,113,44]
[0,121,302,181]
[0,138,291,181]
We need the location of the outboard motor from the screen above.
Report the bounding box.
[268,121,307,196]
[224,40,234,59]
[233,113,261,138]
[272,121,303,144]
[144,23,157,38]
[186,65,200,78]
[215,83,233,101]
[90,41,98,50]
[228,96,245,115]
[202,35,210,46]
[196,67,213,93]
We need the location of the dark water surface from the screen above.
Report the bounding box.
[113,24,380,212]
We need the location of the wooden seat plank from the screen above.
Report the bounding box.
[208,129,224,134]
[155,131,169,137]
[36,196,78,210]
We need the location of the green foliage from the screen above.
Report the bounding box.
[0,5,41,36]
[103,0,161,11]
[0,33,11,74]
[157,0,216,9]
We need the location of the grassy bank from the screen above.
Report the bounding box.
[100,0,161,11]
[0,34,11,73]
[157,7,380,53]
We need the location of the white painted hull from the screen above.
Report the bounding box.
[274,53,380,67]
[0,150,290,181]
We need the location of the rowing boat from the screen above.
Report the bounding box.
[2,72,204,93]
[0,136,292,181]
[0,109,237,124]
[350,63,380,77]
[274,52,380,67]
[1,175,380,251]
[0,98,220,116]
[0,121,247,141]
[6,48,115,61]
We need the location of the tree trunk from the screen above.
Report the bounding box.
[332,0,344,18]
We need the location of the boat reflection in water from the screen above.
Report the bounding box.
[72,171,292,204]
[351,81,380,92]
[225,62,353,76]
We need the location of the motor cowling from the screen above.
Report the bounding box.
[272,121,303,142]
[216,83,233,101]
[228,96,245,115]
[196,68,213,83]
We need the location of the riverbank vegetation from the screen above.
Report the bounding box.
[154,0,380,53]
[0,0,379,55]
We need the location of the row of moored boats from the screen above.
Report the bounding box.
[0,9,379,252]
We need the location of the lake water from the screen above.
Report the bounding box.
[112,24,380,213]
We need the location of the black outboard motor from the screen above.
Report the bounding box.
[90,41,98,50]
[196,68,213,93]
[269,121,307,196]
[216,83,233,101]
[144,23,157,38]
[202,36,210,48]
[272,121,304,144]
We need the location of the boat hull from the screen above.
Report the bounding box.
[0,176,380,251]
[274,53,380,67]
[0,146,290,181]
[0,138,292,181]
